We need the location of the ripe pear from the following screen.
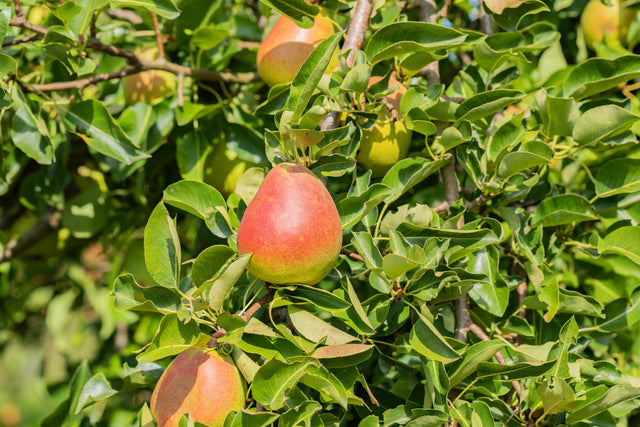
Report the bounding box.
[204,141,261,197]
[581,0,636,49]
[357,108,412,178]
[150,347,245,427]
[122,48,176,105]
[237,163,342,285]
[257,14,338,87]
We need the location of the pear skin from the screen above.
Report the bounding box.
[257,14,338,87]
[581,0,636,48]
[150,347,245,427]
[237,163,342,285]
[122,48,176,105]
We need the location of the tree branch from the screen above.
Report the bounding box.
[341,248,365,262]
[0,210,61,264]
[343,0,372,68]
[150,13,165,61]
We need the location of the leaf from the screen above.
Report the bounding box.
[477,360,556,380]
[365,22,466,64]
[162,180,228,237]
[337,183,392,229]
[382,157,449,204]
[409,314,460,362]
[598,226,640,265]
[61,187,108,238]
[285,285,351,313]
[486,113,524,162]
[41,361,92,427]
[65,100,149,165]
[536,377,583,414]
[113,274,181,314]
[564,55,640,100]
[288,305,359,346]
[11,105,54,164]
[191,245,236,288]
[0,3,10,46]
[144,202,181,288]
[225,409,279,427]
[484,0,525,14]
[592,287,640,333]
[497,141,553,179]
[190,26,228,50]
[252,359,347,410]
[595,158,640,198]
[117,102,156,149]
[467,246,509,316]
[110,0,180,19]
[312,344,374,368]
[531,194,597,227]
[535,90,579,138]
[455,89,525,123]
[288,32,342,122]
[447,340,506,387]
[565,385,640,424]
[206,254,252,311]
[74,373,118,413]
[572,105,640,145]
[257,0,319,27]
[137,315,209,363]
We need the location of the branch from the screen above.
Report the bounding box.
[12,0,23,19]
[150,13,165,61]
[28,67,140,92]
[105,9,143,24]
[1,33,38,48]
[341,248,365,262]
[0,210,61,263]
[433,193,488,213]
[468,323,522,398]
[343,0,372,68]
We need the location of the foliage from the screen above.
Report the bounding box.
[1,0,640,426]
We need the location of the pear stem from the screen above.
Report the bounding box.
[151,13,166,61]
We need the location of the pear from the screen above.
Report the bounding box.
[150,347,245,427]
[367,74,407,114]
[204,141,262,197]
[122,48,176,105]
[257,14,338,87]
[581,0,636,49]
[237,163,342,285]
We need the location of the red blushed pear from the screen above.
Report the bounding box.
[237,163,342,285]
[150,347,245,427]
[257,14,338,87]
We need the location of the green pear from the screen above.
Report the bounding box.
[122,48,176,105]
[581,0,636,49]
[257,14,338,87]
[204,142,261,197]
[237,163,342,285]
[150,347,245,427]
[357,108,412,177]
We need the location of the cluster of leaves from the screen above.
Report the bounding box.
[2,0,640,426]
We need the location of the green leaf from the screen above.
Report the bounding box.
[162,180,229,237]
[409,314,460,362]
[592,287,640,333]
[288,305,359,345]
[113,274,181,314]
[595,158,640,198]
[41,361,92,427]
[456,89,525,124]
[531,194,597,227]
[598,226,640,265]
[144,202,181,288]
[312,344,374,368]
[225,409,279,427]
[467,246,509,316]
[285,285,351,313]
[565,385,640,424]
[288,32,342,122]
[497,141,553,179]
[382,157,449,204]
[477,360,556,380]
[448,340,505,387]
[74,372,118,413]
[190,26,229,50]
[365,22,466,64]
[117,102,156,149]
[337,183,392,230]
[110,0,180,19]
[65,100,149,165]
[535,90,579,137]
[257,0,319,27]
[572,105,640,145]
[486,113,524,163]
[137,315,209,363]
[536,377,583,415]
[0,53,18,79]
[252,359,347,410]
[564,55,640,100]
[0,4,10,45]
[206,254,251,311]
[191,245,236,288]
[11,105,54,164]
[61,187,108,238]
[340,64,372,93]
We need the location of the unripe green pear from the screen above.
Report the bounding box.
[257,14,338,87]
[27,5,49,26]
[357,108,412,177]
[122,48,176,105]
[150,347,245,427]
[204,142,261,197]
[581,0,636,48]
[237,163,342,285]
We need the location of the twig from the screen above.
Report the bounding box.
[468,323,522,398]
[28,67,140,91]
[343,0,372,68]
[1,33,38,47]
[341,248,365,262]
[12,0,23,19]
[150,13,165,61]
[433,193,488,213]
[177,73,184,108]
[105,9,143,24]
[0,210,61,263]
